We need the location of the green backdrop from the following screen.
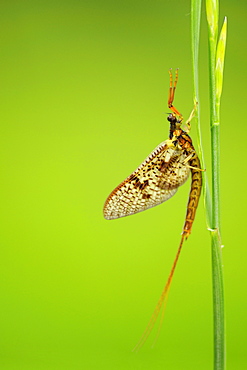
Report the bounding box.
[0,1,246,369]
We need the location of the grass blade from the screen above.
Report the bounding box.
[206,1,227,369]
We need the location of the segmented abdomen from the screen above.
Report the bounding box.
[182,155,202,237]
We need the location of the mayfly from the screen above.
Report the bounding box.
[103,69,202,349]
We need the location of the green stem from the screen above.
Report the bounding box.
[209,44,225,370]
[211,232,225,369]
[192,0,226,369]
[208,28,220,230]
[206,0,226,368]
[191,0,212,228]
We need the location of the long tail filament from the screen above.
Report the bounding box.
[133,233,187,352]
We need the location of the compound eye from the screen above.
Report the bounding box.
[167,114,177,123]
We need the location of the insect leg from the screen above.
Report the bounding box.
[183,102,198,133]
[182,151,205,171]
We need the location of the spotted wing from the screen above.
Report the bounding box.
[103,141,190,220]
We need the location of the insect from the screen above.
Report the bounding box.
[103,69,202,349]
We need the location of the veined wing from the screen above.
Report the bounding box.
[103,141,190,220]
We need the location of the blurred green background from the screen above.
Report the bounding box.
[0,0,246,369]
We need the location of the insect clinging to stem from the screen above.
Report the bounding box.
[103,69,203,349]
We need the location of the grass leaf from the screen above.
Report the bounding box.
[216,17,227,103]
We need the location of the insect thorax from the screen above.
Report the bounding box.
[171,129,194,152]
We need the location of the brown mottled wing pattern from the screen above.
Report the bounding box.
[103,141,190,220]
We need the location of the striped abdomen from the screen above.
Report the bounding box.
[182,155,202,237]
